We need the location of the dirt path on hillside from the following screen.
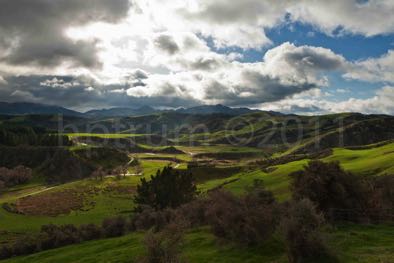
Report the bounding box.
[20,186,56,198]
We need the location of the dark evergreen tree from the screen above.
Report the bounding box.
[134,166,197,211]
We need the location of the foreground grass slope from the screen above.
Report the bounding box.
[2,224,393,263]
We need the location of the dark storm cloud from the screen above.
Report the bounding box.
[130,69,148,80]
[154,35,180,55]
[204,70,317,106]
[188,57,220,71]
[0,75,200,110]
[0,75,104,108]
[127,69,148,87]
[284,47,345,71]
[0,0,130,68]
[188,0,268,24]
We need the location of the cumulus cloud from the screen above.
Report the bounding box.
[289,0,394,37]
[263,42,346,84]
[0,75,7,85]
[123,42,347,106]
[0,41,351,109]
[330,86,394,115]
[0,0,130,68]
[345,50,394,83]
[154,34,180,55]
[261,86,394,115]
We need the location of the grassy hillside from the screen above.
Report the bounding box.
[2,142,393,239]
[199,142,394,201]
[323,142,394,176]
[2,225,393,263]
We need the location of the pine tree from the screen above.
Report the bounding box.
[134,166,197,211]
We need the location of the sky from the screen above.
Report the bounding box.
[0,0,393,115]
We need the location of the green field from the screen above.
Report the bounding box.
[2,224,393,263]
[66,133,144,139]
[324,142,394,176]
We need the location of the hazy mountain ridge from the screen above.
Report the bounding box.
[0,102,267,118]
[0,102,83,117]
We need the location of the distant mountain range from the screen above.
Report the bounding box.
[0,102,264,118]
[176,104,260,115]
[84,105,156,118]
[0,102,83,117]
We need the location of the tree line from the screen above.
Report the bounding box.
[0,166,32,192]
[0,126,71,146]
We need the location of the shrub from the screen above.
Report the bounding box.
[79,224,102,241]
[0,245,12,260]
[175,198,209,227]
[134,166,197,211]
[102,216,127,237]
[140,223,186,263]
[12,235,38,256]
[0,165,32,187]
[291,160,368,219]
[279,199,335,263]
[205,183,277,246]
[366,175,394,222]
[132,206,176,232]
[39,224,81,249]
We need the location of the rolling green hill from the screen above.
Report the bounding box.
[2,225,393,263]
[1,112,394,262]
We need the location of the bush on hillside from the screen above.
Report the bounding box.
[79,224,103,241]
[0,165,32,188]
[205,181,278,245]
[366,175,394,222]
[290,160,368,219]
[102,216,127,237]
[140,223,186,263]
[279,199,335,263]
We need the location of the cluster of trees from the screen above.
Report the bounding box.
[291,160,394,222]
[0,126,71,147]
[90,164,129,181]
[0,218,134,259]
[0,166,32,191]
[131,182,333,263]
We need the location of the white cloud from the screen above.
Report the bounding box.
[0,75,7,85]
[40,77,80,89]
[261,86,394,115]
[345,50,394,83]
[122,42,346,106]
[289,0,394,37]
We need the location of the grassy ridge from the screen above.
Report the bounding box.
[323,142,394,176]
[199,143,394,201]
